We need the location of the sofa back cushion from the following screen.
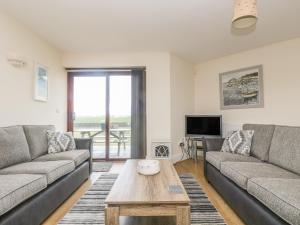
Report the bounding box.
[23,125,55,159]
[0,126,31,169]
[269,125,300,174]
[243,124,275,161]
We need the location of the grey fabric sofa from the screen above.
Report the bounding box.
[203,124,300,225]
[0,125,93,225]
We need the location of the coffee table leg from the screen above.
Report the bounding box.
[105,206,119,225]
[176,206,190,225]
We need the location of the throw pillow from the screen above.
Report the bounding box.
[46,130,76,154]
[221,130,254,156]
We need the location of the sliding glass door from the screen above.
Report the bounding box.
[69,72,132,160]
[109,76,131,159]
[68,69,146,161]
[73,76,107,159]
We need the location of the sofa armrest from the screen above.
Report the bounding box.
[74,138,93,174]
[203,138,224,179]
[75,138,93,151]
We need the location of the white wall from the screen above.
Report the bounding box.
[195,38,300,134]
[63,52,195,160]
[62,52,172,157]
[170,55,195,161]
[0,12,67,130]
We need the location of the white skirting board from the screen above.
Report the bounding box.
[171,151,204,164]
[171,153,187,164]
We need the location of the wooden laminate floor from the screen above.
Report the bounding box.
[42,158,245,225]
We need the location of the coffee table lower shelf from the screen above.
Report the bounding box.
[105,204,191,225]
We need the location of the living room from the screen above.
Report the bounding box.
[0,1,299,225]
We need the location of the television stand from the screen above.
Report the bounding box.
[185,137,204,162]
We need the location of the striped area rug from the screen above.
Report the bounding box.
[58,173,226,225]
[181,174,226,225]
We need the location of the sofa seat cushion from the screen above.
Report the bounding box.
[206,151,260,170]
[0,161,75,184]
[23,125,55,160]
[220,162,299,189]
[34,150,90,167]
[0,126,31,169]
[0,174,47,216]
[248,178,300,225]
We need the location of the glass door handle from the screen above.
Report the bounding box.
[72,112,76,121]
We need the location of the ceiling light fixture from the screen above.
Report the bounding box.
[232,0,258,29]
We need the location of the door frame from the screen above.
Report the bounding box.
[67,69,132,161]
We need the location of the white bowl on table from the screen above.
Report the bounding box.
[137,160,160,175]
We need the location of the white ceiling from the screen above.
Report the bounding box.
[0,0,300,63]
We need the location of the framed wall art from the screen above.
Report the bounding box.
[34,63,48,102]
[219,65,264,110]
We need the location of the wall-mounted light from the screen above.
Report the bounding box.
[7,54,26,68]
[232,0,258,29]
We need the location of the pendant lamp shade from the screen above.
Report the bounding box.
[232,0,258,29]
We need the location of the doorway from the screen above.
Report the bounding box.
[67,69,145,161]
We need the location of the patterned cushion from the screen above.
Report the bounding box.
[0,161,75,184]
[47,130,76,154]
[0,174,47,216]
[221,130,254,156]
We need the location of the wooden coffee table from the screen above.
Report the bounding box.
[105,159,190,225]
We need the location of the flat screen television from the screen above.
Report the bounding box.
[185,115,222,138]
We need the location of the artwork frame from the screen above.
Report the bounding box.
[34,63,48,102]
[219,65,264,110]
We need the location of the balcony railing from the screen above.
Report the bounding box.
[73,121,131,159]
